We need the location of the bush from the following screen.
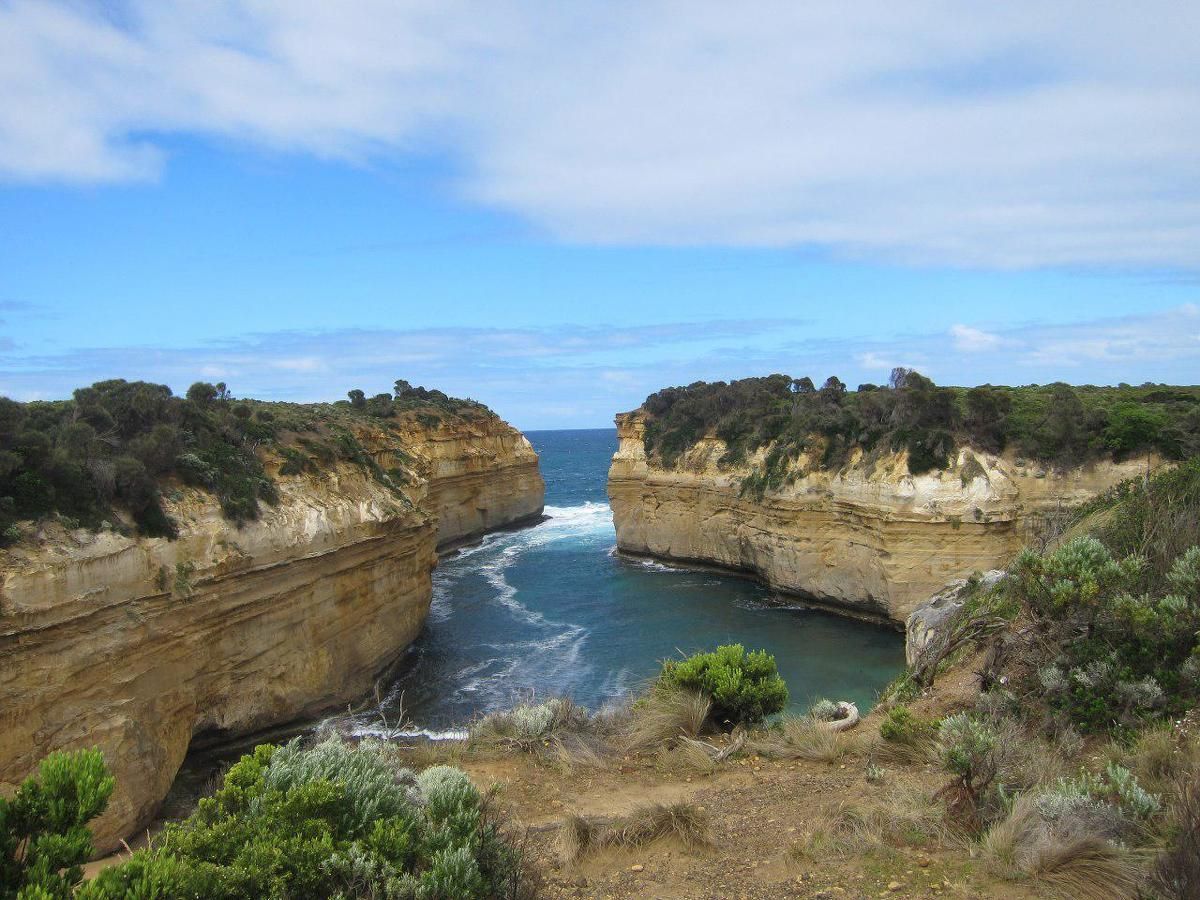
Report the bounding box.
[937,713,1003,828]
[1154,771,1200,899]
[659,644,788,727]
[1010,536,1200,732]
[880,705,938,745]
[81,738,526,900]
[0,748,114,899]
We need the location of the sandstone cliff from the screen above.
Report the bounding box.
[608,411,1151,625]
[0,412,543,851]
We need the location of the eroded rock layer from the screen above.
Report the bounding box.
[608,411,1149,626]
[0,415,543,851]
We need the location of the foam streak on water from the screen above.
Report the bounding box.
[337,429,904,735]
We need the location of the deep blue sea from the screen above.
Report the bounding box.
[349,428,904,736]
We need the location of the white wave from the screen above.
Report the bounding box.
[634,557,678,573]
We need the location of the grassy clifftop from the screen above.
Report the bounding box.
[635,371,1200,483]
[0,378,497,544]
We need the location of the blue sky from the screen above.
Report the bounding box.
[1,2,1198,428]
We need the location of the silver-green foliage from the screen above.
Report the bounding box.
[82,739,521,900]
[261,736,419,834]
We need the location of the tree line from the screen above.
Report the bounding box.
[640,369,1200,477]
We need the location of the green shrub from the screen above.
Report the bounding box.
[937,713,1000,826]
[0,748,114,899]
[1036,763,1160,835]
[1012,536,1200,732]
[659,644,788,727]
[879,705,938,744]
[81,738,525,900]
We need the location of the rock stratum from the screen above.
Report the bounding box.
[0,412,543,851]
[608,411,1152,626]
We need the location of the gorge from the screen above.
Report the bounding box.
[4,373,1195,862]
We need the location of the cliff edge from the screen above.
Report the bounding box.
[0,408,543,851]
[608,410,1151,624]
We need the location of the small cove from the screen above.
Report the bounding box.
[339,428,905,737]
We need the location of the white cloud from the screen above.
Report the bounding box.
[950,324,1002,351]
[1,2,1199,267]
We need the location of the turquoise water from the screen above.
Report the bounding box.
[352,429,904,735]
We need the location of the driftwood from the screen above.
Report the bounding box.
[824,701,859,732]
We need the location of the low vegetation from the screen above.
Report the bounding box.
[78,738,529,899]
[657,643,788,727]
[0,748,113,899]
[637,369,1200,483]
[0,377,492,545]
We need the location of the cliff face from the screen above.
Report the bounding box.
[609,412,1150,625]
[0,414,543,851]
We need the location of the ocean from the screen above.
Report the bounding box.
[344,428,905,737]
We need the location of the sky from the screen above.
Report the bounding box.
[1,1,1198,429]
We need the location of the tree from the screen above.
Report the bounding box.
[964,386,1011,453]
[1105,402,1167,455]
[1034,383,1088,463]
[347,389,366,410]
[819,376,846,402]
[186,382,218,406]
[365,393,394,418]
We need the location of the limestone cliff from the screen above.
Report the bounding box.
[608,411,1152,625]
[0,413,543,851]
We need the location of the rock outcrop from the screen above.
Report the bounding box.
[609,411,1152,626]
[0,413,543,851]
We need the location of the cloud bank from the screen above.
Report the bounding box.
[1,308,1196,429]
[2,1,1198,268]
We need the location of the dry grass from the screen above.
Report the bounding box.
[621,688,711,754]
[750,715,848,763]
[867,730,938,767]
[981,790,1143,899]
[989,717,1068,796]
[655,741,717,776]
[1027,836,1141,900]
[793,783,949,860]
[980,794,1041,876]
[555,802,713,863]
[549,732,608,773]
[1107,725,1200,799]
[1153,770,1200,899]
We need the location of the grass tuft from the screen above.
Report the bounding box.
[621,688,711,754]
[750,715,847,763]
[556,802,712,862]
